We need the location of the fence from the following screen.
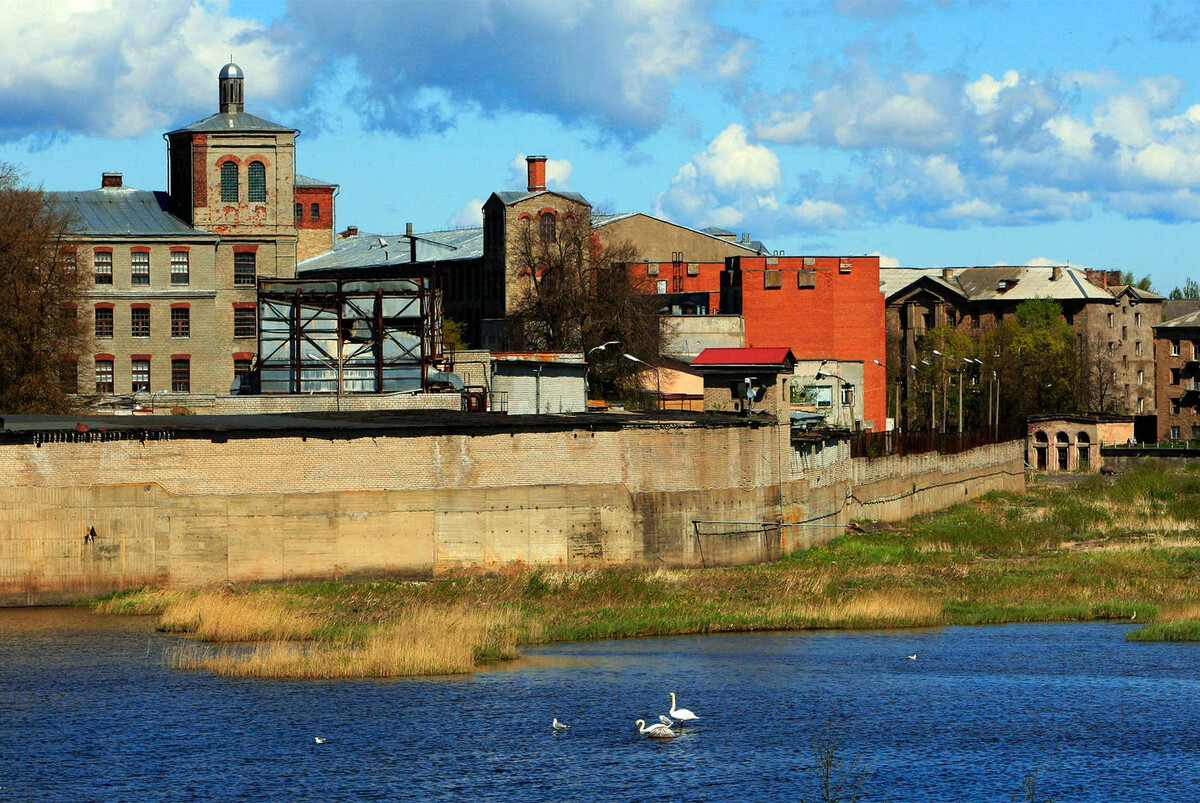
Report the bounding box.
[850,424,1024,459]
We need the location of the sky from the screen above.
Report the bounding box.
[4,0,1200,293]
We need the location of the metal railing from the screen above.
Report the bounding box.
[850,424,1024,458]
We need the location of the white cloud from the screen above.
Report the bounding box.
[870,251,901,267]
[965,70,1019,115]
[791,199,850,228]
[0,1,295,140]
[693,125,780,191]
[449,198,484,229]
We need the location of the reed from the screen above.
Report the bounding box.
[91,587,181,616]
[167,605,528,678]
[156,590,320,641]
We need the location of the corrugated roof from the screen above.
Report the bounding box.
[297,227,484,272]
[1157,307,1200,329]
[1162,299,1200,322]
[493,189,590,206]
[52,187,210,237]
[169,111,295,134]
[593,211,768,255]
[295,174,337,187]
[691,347,795,367]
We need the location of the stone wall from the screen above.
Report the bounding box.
[0,420,1023,606]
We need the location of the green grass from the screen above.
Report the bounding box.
[1126,621,1200,642]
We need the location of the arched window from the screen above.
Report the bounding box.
[540,212,556,242]
[1055,431,1069,443]
[220,161,239,202]
[248,161,266,202]
[1034,431,1049,443]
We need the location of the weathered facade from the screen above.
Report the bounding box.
[1153,308,1200,441]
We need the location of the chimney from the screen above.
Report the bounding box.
[101,172,123,188]
[1085,268,1105,288]
[1108,270,1122,286]
[406,222,416,262]
[527,155,547,192]
[1052,266,1062,281]
[340,225,358,239]
[942,268,954,280]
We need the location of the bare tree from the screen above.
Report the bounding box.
[0,162,86,413]
[1078,333,1121,414]
[799,719,868,803]
[506,211,664,401]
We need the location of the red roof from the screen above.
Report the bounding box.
[690,347,795,367]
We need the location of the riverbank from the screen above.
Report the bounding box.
[93,461,1200,677]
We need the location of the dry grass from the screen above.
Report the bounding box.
[91,588,182,616]
[157,590,320,642]
[784,591,944,629]
[167,605,527,678]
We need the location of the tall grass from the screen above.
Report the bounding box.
[157,590,320,641]
[168,606,529,678]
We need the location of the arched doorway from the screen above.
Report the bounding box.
[1076,431,1091,470]
[1034,430,1049,470]
[1055,431,1070,471]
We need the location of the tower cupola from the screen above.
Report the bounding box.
[219,61,244,113]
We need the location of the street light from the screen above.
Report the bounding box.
[622,353,661,410]
[305,350,342,411]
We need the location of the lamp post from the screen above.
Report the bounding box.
[305,350,342,411]
[622,353,660,410]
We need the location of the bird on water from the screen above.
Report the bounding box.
[314,737,327,744]
[552,718,569,732]
[668,692,698,723]
[635,719,677,739]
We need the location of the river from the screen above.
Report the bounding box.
[1,608,1198,802]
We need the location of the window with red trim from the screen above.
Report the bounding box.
[540,212,556,242]
[234,251,256,285]
[131,251,150,285]
[131,307,150,338]
[131,359,150,393]
[171,358,190,393]
[171,251,189,285]
[171,307,190,338]
[95,359,114,394]
[95,307,113,339]
[234,307,256,338]
[94,251,113,285]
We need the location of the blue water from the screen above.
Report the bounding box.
[1,609,1198,802]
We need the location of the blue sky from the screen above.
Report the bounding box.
[4,0,1200,292]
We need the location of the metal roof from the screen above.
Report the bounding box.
[52,187,211,238]
[492,189,590,206]
[219,62,244,80]
[168,111,295,134]
[1156,307,1200,329]
[295,174,337,188]
[880,266,1114,302]
[691,347,795,368]
[297,227,484,272]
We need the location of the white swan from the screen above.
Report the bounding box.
[635,719,677,739]
[552,718,569,732]
[668,692,698,723]
[314,737,327,744]
[658,715,675,727]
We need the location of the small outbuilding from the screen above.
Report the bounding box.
[1026,414,1134,472]
[690,347,797,416]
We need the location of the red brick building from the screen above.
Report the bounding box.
[720,256,886,430]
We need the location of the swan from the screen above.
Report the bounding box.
[314,737,327,744]
[635,719,677,739]
[668,692,698,723]
[658,715,675,727]
[552,718,569,732]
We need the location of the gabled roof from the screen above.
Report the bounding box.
[168,111,295,135]
[881,266,1113,302]
[297,227,483,272]
[489,189,590,206]
[691,347,795,369]
[52,187,212,238]
[884,272,969,303]
[1111,284,1164,302]
[593,211,768,255]
[1156,307,1200,330]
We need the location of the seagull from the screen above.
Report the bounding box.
[635,719,678,739]
[668,692,698,724]
[908,654,918,660]
[552,718,569,732]
[314,737,327,744]
[1131,612,1136,621]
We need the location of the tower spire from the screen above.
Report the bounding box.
[219,61,244,114]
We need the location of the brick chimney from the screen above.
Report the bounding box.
[340,225,358,239]
[1052,266,1062,281]
[101,172,123,188]
[527,155,547,192]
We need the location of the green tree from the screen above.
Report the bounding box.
[1120,271,1154,292]
[981,298,1079,426]
[0,162,85,413]
[1168,277,1200,299]
[442,318,468,352]
[909,325,981,432]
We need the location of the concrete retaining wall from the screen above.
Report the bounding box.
[0,422,1023,606]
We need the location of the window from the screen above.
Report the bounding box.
[171,358,190,393]
[310,203,320,220]
[655,279,667,294]
[171,251,189,285]
[1194,341,1200,359]
[131,359,150,393]
[95,307,113,339]
[839,258,852,274]
[1135,312,1143,326]
[234,358,253,379]
[841,384,855,407]
[131,251,150,285]
[764,270,782,289]
[248,161,266,202]
[220,161,238,202]
[1135,341,1142,357]
[1107,341,1114,356]
[171,307,190,338]
[647,263,659,276]
[1172,367,1181,385]
[540,212,556,242]
[95,359,114,393]
[1173,340,1181,356]
[94,251,112,285]
[1172,399,1182,415]
[1121,325,1127,340]
[798,270,816,288]
[1107,312,1114,328]
[1138,397,1145,414]
[971,313,980,329]
[294,202,302,218]
[686,262,699,277]
[1171,425,1182,441]
[61,250,77,272]
[234,252,256,285]
[234,307,256,338]
[131,307,150,337]
[1138,370,1144,386]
